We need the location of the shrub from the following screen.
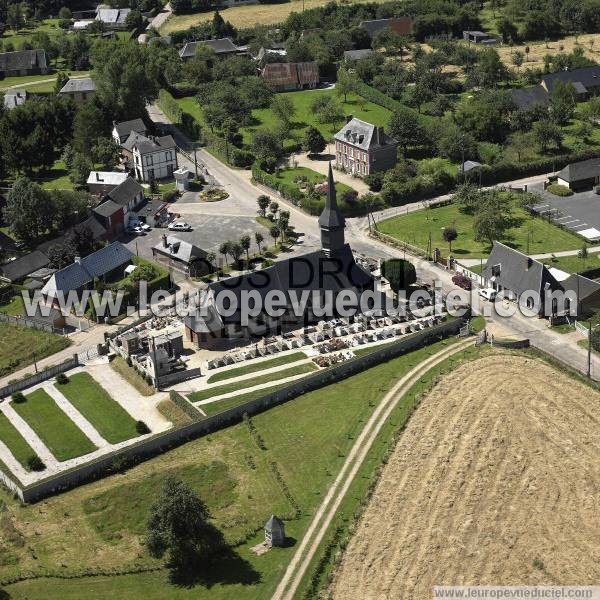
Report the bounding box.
[136,420,151,434]
[27,455,46,471]
[162,189,180,202]
[55,373,69,385]
[364,172,383,192]
[231,149,255,168]
[546,183,573,197]
[11,392,25,404]
[452,274,472,291]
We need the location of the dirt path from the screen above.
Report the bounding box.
[273,337,474,600]
[330,353,600,599]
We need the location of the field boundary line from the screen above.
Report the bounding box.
[273,337,475,600]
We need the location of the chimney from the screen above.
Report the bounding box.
[74,256,81,264]
[162,234,168,248]
[376,126,384,145]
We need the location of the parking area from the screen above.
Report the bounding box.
[529,182,600,241]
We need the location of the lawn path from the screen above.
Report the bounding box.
[273,337,474,600]
[43,385,108,448]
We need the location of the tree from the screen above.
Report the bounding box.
[3,178,54,246]
[511,50,524,71]
[229,242,243,267]
[380,259,416,297]
[336,67,354,103]
[531,120,563,152]
[508,131,535,162]
[250,129,284,164]
[58,6,72,20]
[125,10,144,32]
[452,183,481,214]
[219,241,232,266]
[442,227,458,252]
[47,240,76,269]
[302,126,326,156]
[257,195,270,217]
[69,153,93,188]
[388,107,427,156]
[240,234,251,263]
[271,95,294,124]
[146,475,221,576]
[269,225,280,247]
[579,245,589,261]
[550,80,576,125]
[269,201,279,219]
[254,231,264,254]
[473,191,511,247]
[91,138,121,170]
[7,4,24,32]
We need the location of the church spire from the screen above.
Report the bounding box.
[318,163,345,256]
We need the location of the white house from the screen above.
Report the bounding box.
[122,132,178,182]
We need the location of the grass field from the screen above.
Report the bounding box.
[176,88,392,152]
[542,253,600,275]
[0,323,70,378]
[160,0,387,32]
[1,336,466,599]
[0,18,62,50]
[110,356,155,397]
[13,389,97,461]
[0,70,90,92]
[55,373,140,444]
[0,294,24,316]
[189,363,318,404]
[207,352,307,383]
[0,412,39,470]
[378,198,583,259]
[38,160,73,190]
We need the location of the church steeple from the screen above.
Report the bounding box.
[318,163,345,256]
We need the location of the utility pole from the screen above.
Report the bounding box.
[193,144,198,178]
[588,319,592,379]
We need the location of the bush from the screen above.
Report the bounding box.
[231,149,255,168]
[11,392,25,404]
[27,455,46,472]
[162,189,180,202]
[546,183,573,197]
[136,420,151,434]
[55,373,69,385]
[364,172,383,192]
[452,274,472,291]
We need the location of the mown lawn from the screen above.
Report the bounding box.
[13,389,97,461]
[0,70,91,92]
[38,160,73,191]
[2,336,466,600]
[207,351,307,384]
[55,373,140,444]
[378,198,583,259]
[273,166,355,196]
[0,323,70,378]
[0,294,24,316]
[189,363,318,403]
[0,412,39,470]
[541,253,600,275]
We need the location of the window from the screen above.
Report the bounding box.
[165,151,171,161]
[491,264,501,277]
[146,155,153,166]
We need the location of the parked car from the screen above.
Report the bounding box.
[452,274,472,291]
[127,225,145,236]
[168,221,192,231]
[478,288,497,301]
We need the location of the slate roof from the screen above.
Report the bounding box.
[0,251,49,283]
[107,177,144,206]
[59,77,96,94]
[562,273,600,301]
[265,515,284,533]
[4,90,28,110]
[482,242,559,297]
[96,7,130,24]
[152,236,209,264]
[179,38,239,58]
[122,131,176,154]
[557,158,600,183]
[542,66,600,94]
[510,84,549,110]
[461,160,482,172]
[334,117,397,150]
[343,49,373,61]
[113,118,147,141]
[93,199,123,218]
[42,242,134,298]
[36,216,107,255]
[319,163,344,230]
[0,49,47,73]
[360,17,412,38]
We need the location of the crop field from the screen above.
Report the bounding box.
[330,353,600,598]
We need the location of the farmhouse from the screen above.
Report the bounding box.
[334,117,398,177]
[112,119,148,144]
[0,251,50,284]
[42,242,134,304]
[0,49,49,77]
[541,65,600,98]
[184,165,375,348]
[556,158,600,191]
[4,90,28,110]
[360,17,412,39]
[106,177,145,225]
[152,235,212,276]
[482,242,600,317]
[510,84,550,110]
[179,38,241,59]
[261,62,319,92]
[121,132,178,182]
[58,77,96,103]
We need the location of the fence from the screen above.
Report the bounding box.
[9,317,466,503]
[575,320,589,338]
[454,262,485,287]
[0,356,79,399]
[0,312,66,335]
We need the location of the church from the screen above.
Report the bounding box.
[184,165,376,349]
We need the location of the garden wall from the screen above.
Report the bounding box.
[10,317,466,503]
